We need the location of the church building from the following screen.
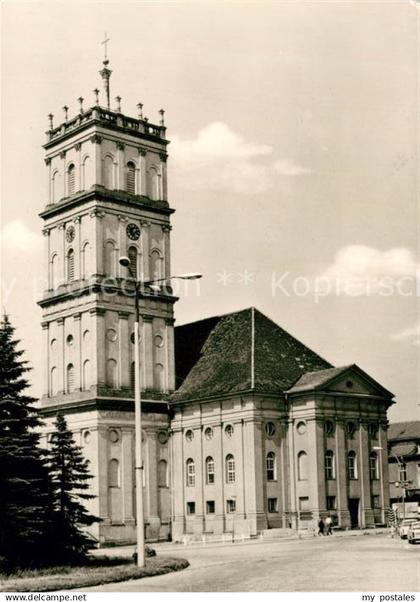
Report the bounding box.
[38,57,394,544]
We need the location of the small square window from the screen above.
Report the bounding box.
[206,500,215,514]
[186,502,195,515]
[226,499,236,513]
[299,496,309,511]
[268,497,278,513]
[326,496,336,510]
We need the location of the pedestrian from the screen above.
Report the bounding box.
[318,518,325,536]
[325,515,333,535]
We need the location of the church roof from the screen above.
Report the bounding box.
[388,421,420,443]
[286,365,352,393]
[171,307,332,403]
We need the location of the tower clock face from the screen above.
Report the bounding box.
[126,223,140,241]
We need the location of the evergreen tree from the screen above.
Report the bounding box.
[0,315,54,568]
[48,413,100,562]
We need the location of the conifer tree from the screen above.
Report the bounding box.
[0,315,54,568]
[48,413,100,562]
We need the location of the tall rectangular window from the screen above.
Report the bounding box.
[268,498,278,513]
[326,496,336,510]
[186,502,195,515]
[226,499,236,513]
[206,501,215,514]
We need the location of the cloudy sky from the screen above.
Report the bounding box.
[1,0,418,422]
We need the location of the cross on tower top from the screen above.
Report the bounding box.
[101,32,110,60]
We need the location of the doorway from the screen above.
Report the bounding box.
[348,498,359,528]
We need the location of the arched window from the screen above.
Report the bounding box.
[369,452,379,480]
[298,451,308,481]
[103,155,114,189]
[67,164,75,196]
[226,454,235,484]
[104,240,116,277]
[206,456,215,484]
[82,359,91,391]
[130,361,135,391]
[106,359,117,388]
[67,249,75,282]
[150,249,162,281]
[50,366,58,396]
[51,170,59,203]
[126,161,136,194]
[158,459,168,487]
[128,246,138,279]
[186,458,195,487]
[325,450,335,480]
[266,451,276,481]
[81,155,92,190]
[66,363,74,393]
[109,459,120,487]
[348,451,357,480]
[154,363,165,392]
[81,242,90,279]
[50,254,58,289]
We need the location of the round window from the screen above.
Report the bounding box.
[154,334,164,348]
[158,431,168,445]
[185,429,194,442]
[204,427,213,440]
[225,424,234,438]
[265,422,276,437]
[296,421,307,435]
[83,430,91,444]
[324,420,334,436]
[106,329,118,342]
[109,429,119,443]
[66,334,74,346]
[346,380,354,389]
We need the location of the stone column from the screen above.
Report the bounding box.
[74,313,82,391]
[91,135,103,185]
[116,142,125,190]
[233,419,246,535]
[118,311,129,389]
[142,316,154,390]
[42,322,49,397]
[60,150,66,198]
[58,223,66,283]
[122,428,135,523]
[90,308,106,388]
[162,224,171,280]
[279,422,288,528]
[75,143,82,192]
[359,421,374,527]
[287,419,298,528]
[213,422,225,534]
[243,419,267,535]
[42,228,51,290]
[97,427,110,523]
[171,426,185,540]
[117,215,127,278]
[57,317,65,394]
[139,149,147,196]
[74,216,81,280]
[90,209,105,276]
[159,153,167,201]
[335,420,350,527]
[165,318,175,392]
[140,220,150,280]
[45,157,52,203]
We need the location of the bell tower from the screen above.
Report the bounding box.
[39,54,174,543]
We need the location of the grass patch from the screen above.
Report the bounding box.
[0,555,189,592]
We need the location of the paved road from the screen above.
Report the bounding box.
[82,534,420,592]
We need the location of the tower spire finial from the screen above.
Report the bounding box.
[99,32,112,109]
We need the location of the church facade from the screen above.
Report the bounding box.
[38,61,394,544]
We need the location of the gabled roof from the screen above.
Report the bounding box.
[388,421,420,442]
[286,363,394,399]
[171,307,332,403]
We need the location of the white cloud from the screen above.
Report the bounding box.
[273,159,311,176]
[170,122,311,195]
[1,220,42,253]
[390,322,420,346]
[315,245,419,295]
[171,122,272,163]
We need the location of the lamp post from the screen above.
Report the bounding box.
[119,255,202,567]
[373,446,409,521]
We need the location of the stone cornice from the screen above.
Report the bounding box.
[39,186,174,220]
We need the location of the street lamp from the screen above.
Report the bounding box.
[119,255,202,567]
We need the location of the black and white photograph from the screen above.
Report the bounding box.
[0,0,419,596]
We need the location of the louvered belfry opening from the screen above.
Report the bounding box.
[67,249,75,282]
[68,164,75,196]
[66,363,74,393]
[126,162,135,194]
